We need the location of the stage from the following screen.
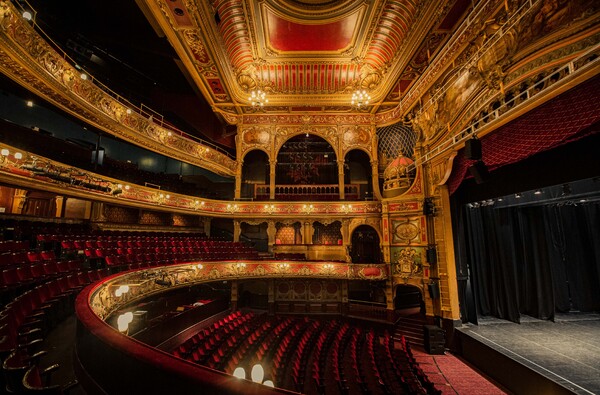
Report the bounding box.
[456,313,600,395]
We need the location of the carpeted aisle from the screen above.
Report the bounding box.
[411,347,508,394]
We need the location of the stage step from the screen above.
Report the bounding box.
[394,315,427,347]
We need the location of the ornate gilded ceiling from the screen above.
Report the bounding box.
[142,0,472,118]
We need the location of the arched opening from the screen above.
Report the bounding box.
[395,284,424,315]
[344,149,373,200]
[350,225,381,263]
[241,150,269,200]
[275,134,337,200]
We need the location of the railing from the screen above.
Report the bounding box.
[6,0,235,160]
[254,184,360,200]
[407,41,600,172]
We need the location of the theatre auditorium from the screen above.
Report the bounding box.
[0,0,599,394]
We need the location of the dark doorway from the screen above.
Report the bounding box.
[350,225,381,263]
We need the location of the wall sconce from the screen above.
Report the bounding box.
[340,204,352,214]
[264,204,276,215]
[322,263,335,275]
[155,193,170,205]
[0,149,24,166]
[232,262,247,274]
[117,312,134,333]
[303,204,314,214]
[277,262,290,273]
[114,285,130,297]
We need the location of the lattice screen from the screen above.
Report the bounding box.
[377,122,417,171]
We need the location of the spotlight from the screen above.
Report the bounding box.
[26,100,33,107]
[22,11,33,21]
[80,73,88,80]
[515,193,522,198]
[534,189,542,195]
[14,152,22,160]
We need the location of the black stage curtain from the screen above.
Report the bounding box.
[460,202,600,323]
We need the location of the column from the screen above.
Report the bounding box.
[370,160,383,200]
[90,201,104,222]
[11,189,27,214]
[269,160,277,200]
[342,219,351,262]
[234,161,243,200]
[202,217,212,237]
[266,221,276,252]
[54,196,64,218]
[233,220,241,242]
[230,280,238,311]
[337,159,345,200]
[304,221,313,245]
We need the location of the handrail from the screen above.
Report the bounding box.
[407,41,600,172]
[10,0,235,160]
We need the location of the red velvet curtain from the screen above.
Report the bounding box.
[448,75,600,194]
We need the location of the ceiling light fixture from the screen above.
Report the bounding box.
[351,89,371,108]
[248,89,268,107]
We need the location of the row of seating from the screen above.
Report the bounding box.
[169,313,442,395]
[1,268,110,394]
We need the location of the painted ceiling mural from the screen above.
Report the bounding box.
[143,0,474,117]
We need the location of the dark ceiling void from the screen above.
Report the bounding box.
[26,0,235,151]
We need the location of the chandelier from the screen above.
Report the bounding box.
[248,89,268,107]
[351,89,371,108]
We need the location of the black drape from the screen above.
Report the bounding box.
[459,201,600,323]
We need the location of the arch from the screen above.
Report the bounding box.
[342,146,372,161]
[344,149,374,200]
[241,147,271,162]
[394,284,424,314]
[349,225,381,263]
[241,150,269,200]
[275,134,338,193]
[348,222,382,244]
[275,132,338,159]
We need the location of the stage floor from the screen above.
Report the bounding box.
[457,313,600,395]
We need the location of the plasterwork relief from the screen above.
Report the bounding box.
[0,1,235,176]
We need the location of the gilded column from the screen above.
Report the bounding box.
[269,160,277,200]
[370,160,383,200]
[234,161,243,200]
[304,221,313,244]
[342,219,351,262]
[266,221,276,252]
[337,160,345,200]
[54,196,64,218]
[233,220,241,242]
